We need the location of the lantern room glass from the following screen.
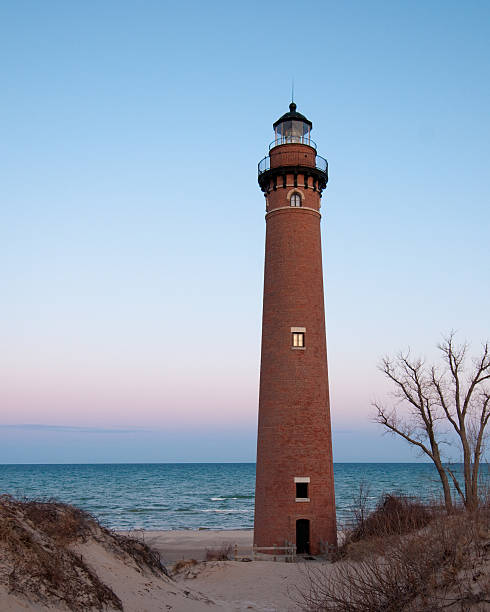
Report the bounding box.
[274,120,311,146]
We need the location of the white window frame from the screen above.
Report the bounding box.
[291,327,306,350]
[290,192,302,207]
[294,477,310,502]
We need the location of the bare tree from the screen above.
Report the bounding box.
[374,333,490,512]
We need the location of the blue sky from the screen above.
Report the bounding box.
[1,1,489,462]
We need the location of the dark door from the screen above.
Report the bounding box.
[296,519,310,554]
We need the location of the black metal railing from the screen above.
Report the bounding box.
[257,154,328,176]
[269,136,317,150]
[258,156,270,174]
[315,155,328,173]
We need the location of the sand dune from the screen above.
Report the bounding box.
[0,497,310,611]
[2,496,488,611]
[0,496,222,611]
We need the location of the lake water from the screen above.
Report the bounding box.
[0,462,474,530]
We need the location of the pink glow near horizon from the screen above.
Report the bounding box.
[1,362,389,429]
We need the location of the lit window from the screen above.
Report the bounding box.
[290,193,302,207]
[292,332,305,348]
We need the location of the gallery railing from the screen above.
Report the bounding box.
[269,136,317,150]
[258,154,328,177]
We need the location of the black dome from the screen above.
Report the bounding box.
[273,102,312,130]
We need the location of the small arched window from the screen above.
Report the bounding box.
[290,193,302,207]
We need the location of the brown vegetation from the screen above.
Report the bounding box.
[296,494,490,611]
[342,493,437,558]
[172,558,198,574]
[0,495,169,611]
[205,543,233,561]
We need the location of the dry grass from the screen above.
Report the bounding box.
[108,530,168,576]
[295,495,490,611]
[350,494,435,540]
[21,498,95,545]
[205,543,233,561]
[0,495,169,611]
[339,494,440,561]
[19,497,168,577]
[172,559,199,574]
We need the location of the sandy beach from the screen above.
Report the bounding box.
[124,528,254,563]
[123,528,314,611]
[96,529,315,612]
[2,497,488,610]
[174,558,311,611]
[0,497,319,612]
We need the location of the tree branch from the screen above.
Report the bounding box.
[373,403,434,460]
[431,366,460,435]
[445,466,465,504]
[462,342,490,418]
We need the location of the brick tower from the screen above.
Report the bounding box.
[254,103,337,556]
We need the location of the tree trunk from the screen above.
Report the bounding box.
[460,426,477,510]
[433,448,453,513]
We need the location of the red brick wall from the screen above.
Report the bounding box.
[254,144,337,555]
[269,143,316,169]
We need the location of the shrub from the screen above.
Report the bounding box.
[205,543,233,561]
[172,559,198,574]
[350,494,435,540]
[0,495,169,610]
[295,496,489,611]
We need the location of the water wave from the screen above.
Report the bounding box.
[127,508,169,513]
[0,462,462,531]
[210,495,253,500]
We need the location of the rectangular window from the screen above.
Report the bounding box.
[292,332,305,348]
[296,482,308,498]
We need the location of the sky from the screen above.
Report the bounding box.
[1,1,489,463]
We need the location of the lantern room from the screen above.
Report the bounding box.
[272,102,313,147]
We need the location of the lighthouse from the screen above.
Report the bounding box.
[254,103,337,556]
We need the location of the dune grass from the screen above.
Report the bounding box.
[296,494,489,611]
[0,495,168,611]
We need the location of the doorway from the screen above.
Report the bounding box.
[296,519,310,554]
